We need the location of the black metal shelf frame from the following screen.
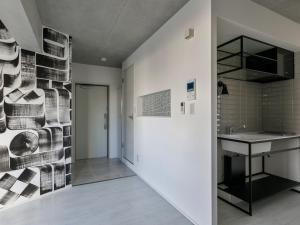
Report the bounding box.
[217,139,300,216]
[217,35,294,82]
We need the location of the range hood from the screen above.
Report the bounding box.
[217,36,294,83]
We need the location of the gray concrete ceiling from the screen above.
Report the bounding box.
[36,0,189,68]
[252,0,300,24]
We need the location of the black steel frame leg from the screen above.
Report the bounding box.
[248,143,253,216]
[262,156,265,173]
[218,143,253,216]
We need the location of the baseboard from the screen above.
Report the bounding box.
[121,158,200,225]
[121,157,136,172]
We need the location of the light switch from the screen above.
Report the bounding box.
[190,103,195,115]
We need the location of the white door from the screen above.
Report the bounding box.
[75,84,108,160]
[123,66,134,164]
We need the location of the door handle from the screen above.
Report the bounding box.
[104,113,108,130]
[128,115,133,120]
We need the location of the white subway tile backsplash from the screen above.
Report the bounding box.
[218,78,262,133]
[218,51,300,183]
[219,53,300,134]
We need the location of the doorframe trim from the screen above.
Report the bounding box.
[74,82,110,160]
[121,65,135,165]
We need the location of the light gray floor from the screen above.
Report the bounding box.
[72,157,136,185]
[218,191,300,225]
[0,176,193,225]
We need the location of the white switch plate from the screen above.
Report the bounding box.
[190,103,195,115]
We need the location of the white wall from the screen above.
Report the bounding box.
[122,0,212,224]
[20,0,43,49]
[0,0,42,52]
[72,63,122,160]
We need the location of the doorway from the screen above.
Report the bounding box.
[75,84,109,159]
[73,83,135,186]
[122,65,135,164]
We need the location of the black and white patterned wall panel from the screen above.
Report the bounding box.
[0,21,72,209]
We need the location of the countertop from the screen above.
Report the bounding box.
[218,132,300,144]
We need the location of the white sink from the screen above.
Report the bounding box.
[220,133,272,155]
[221,139,271,155]
[219,132,300,155]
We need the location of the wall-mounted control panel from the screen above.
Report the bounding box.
[187,79,196,101]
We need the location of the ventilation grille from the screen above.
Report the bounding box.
[138,90,171,117]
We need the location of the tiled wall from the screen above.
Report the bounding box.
[264,52,300,182]
[217,78,263,182]
[219,52,300,134]
[262,80,295,132]
[262,53,300,133]
[218,53,300,183]
[218,78,262,133]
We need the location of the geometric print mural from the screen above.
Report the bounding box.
[0,20,72,209]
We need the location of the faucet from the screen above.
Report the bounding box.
[225,124,246,135]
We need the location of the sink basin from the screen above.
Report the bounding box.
[220,132,272,155]
[225,133,267,140]
[258,131,297,136]
[219,132,300,155]
[221,139,271,155]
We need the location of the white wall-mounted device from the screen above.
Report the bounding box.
[187,79,196,101]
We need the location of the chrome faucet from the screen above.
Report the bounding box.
[224,126,234,135]
[225,124,246,135]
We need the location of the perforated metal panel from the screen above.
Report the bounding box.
[138,90,171,117]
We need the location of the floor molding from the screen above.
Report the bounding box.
[121,157,199,225]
